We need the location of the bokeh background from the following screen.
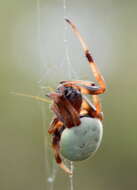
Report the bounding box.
[0,0,137,190]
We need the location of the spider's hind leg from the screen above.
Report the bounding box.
[92,95,104,120]
[52,131,72,175]
[81,96,103,120]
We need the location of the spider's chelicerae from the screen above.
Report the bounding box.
[15,19,106,175]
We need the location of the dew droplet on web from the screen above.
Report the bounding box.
[48,177,54,183]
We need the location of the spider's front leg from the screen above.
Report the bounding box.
[65,19,106,94]
[48,117,63,134]
[60,80,103,95]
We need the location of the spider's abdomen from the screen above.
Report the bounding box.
[60,117,103,161]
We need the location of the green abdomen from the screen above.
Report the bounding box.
[60,117,103,161]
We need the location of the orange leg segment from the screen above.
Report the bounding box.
[81,96,103,120]
[52,139,72,175]
[51,124,72,175]
[48,117,63,134]
[65,19,106,94]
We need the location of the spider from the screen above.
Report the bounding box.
[14,19,106,175]
[47,19,106,174]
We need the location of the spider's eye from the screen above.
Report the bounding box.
[64,86,81,98]
[91,83,96,86]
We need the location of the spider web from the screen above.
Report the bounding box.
[36,0,78,190]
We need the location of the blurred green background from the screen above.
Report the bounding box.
[0,0,137,190]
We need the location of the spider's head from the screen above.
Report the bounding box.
[56,86,82,112]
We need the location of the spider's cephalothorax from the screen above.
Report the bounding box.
[49,85,82,128]
[47,19,106,175]
[56,86,82,114]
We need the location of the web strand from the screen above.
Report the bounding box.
[69,162,74,190]
[36,0,58,189]
[36,0,76,189]
[63,0,78,80]
[63,1,75,190]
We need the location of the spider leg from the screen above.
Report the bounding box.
[12,92,52,103]
[48,117,63,134]
[92,95,101,114]
[52,130,72,175]
[81,96,103,120]
[60,80,95,86]
[65,19,106,94]
[92,95,104,120]
[60,81,103,95]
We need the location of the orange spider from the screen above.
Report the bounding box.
[14,19,106,175]
[47,19,106,174]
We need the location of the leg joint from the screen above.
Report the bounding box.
[85,50,94,62]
